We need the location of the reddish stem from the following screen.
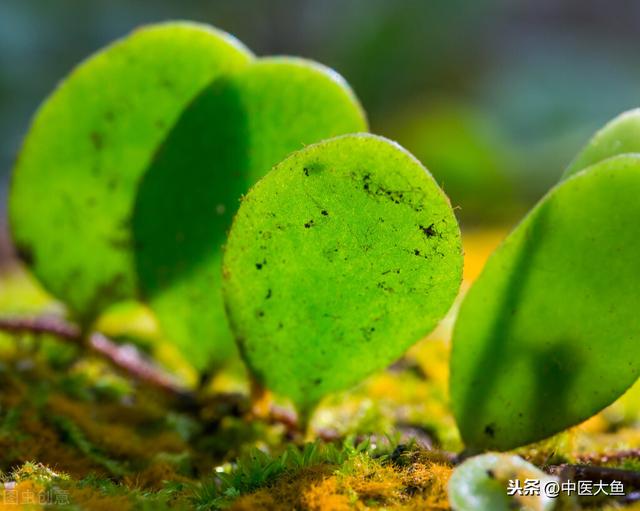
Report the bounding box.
[0,315,189,397]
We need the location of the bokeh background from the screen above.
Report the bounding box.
[2,0,640,261]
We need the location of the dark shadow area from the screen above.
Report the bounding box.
[457,203,552,445]
[132,76,249,298]
[530,341,584,442]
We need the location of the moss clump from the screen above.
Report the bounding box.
[199,442,452,510]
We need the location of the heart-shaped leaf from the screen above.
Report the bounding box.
[451,154,640,450]
[223,134,462,414]
[132,58,367,370]
[565,108,640,178]
[9,22,252,325]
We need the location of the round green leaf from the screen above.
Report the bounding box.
[133,58,367,370]
[451,154,640,450]
[9,22,253,325]
[223,134,462,413]
[565,108,640,178]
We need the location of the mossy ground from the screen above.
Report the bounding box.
[0,228,637,510]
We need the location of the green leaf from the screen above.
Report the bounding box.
[564,108,640,178]
[448,453,558,511]
[132,57,367,370]
[223,134,462,414]
[9,22,253,325]
[451,154,640,450]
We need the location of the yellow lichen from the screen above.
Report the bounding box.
[302,477,352,511]
[226,448,454,511]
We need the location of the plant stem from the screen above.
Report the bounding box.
[0,315,192,398]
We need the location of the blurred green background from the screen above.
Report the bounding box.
[2,0,640,260]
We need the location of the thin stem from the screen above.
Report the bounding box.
[0,315,80,340]
[0,315,191,398]
[88,332,192,398]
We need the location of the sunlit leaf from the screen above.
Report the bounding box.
[451,154,640,450]
[9,22,253,326]
[133,58,367,370]
[223,134,462,414]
